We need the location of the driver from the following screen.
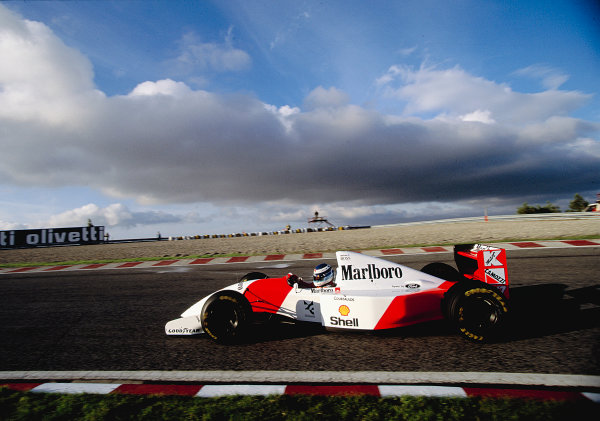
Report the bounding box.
[312,263,336,287]
[286,263,336,288]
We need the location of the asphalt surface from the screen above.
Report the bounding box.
[1,247,598,375]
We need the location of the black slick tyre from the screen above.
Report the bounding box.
[239,272,268,282]
[445,282,509,343]
[201,291,252,344]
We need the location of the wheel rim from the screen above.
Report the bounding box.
[206,301,239,337]
[460,295,501,333]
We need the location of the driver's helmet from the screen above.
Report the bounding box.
[313,263,335,287]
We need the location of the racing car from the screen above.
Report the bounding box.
[165,244,510,343]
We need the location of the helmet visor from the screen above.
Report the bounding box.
[313,264,334,286]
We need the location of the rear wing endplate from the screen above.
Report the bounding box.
[453,244,509,298]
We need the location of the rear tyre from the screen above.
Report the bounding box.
[421,262,461,282]
[201,291,252,344]
[239,272,268,282]
[445,282,509,342]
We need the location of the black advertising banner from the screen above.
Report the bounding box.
[0,226,105,249]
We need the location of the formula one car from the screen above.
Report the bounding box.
[165,244,510,343]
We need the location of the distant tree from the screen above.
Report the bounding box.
[517,201,561,214]
[517,202,535,214]
[567,193,589,212]
[543,201,561,213]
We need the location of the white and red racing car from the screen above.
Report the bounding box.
[165,244,510,343]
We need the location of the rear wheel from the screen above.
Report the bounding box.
[445,282,509,342]
[201,291,252,344]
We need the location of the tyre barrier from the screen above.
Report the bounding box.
[167,226,369,241]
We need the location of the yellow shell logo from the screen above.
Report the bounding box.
[339,305,350,316]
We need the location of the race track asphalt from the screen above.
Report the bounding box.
[1,247,598,377]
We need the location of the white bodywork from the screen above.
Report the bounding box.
[165,251,449,335]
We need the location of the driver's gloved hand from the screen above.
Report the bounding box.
[286,273,299,286]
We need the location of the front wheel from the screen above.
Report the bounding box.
[444,282,509,342]
[201,291,252,344]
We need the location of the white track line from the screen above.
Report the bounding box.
[378,385,467,398]
[196,385,287,397]
[31,382,121,394]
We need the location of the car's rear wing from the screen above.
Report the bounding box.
[453,244,509,298]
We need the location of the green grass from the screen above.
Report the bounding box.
[0,388,596,421]
[1,234,598,269]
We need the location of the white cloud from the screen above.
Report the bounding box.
[303,86,350,110]
[378,64,591,125]
[264,104,300,132]
[129,79,192,97]
[174,28,251,73]
[460,110,496,124]
[0,220,27,230]
[513,64,569,90]
[277,105,301,117]
[0,6,103,127]
[397,46,417,56]
[44,203,184,228]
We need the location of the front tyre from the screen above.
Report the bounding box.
[445,282,509,342]
[201,291,252,344]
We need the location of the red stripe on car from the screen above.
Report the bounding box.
[245,277,292,314]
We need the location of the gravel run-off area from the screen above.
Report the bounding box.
[1,219,598,265]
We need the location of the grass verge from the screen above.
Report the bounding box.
[1,388,597,421]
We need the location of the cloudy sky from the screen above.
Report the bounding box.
[0,1,598,238]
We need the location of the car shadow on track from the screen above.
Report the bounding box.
[239,284,600,345]
[507,283,600,341]
[244,318,328,344]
